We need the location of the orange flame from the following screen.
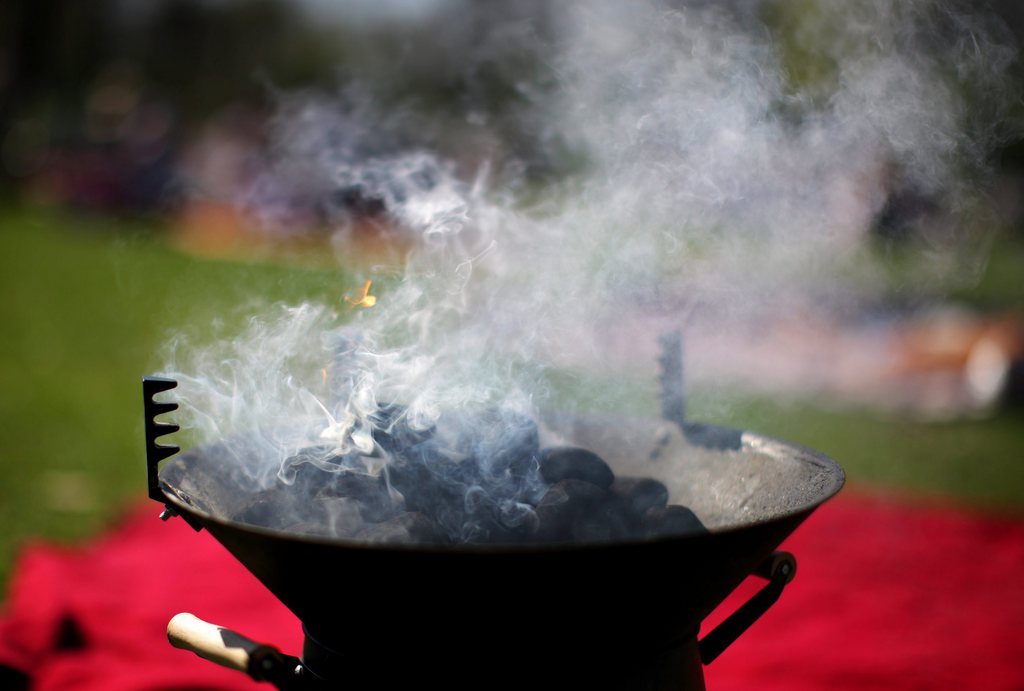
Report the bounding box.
[344,280,377,309]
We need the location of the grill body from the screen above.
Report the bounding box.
[150,408,842,690]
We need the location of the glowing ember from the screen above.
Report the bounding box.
[344,280,377,309]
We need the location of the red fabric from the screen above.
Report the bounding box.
[0,511,302,691]
[1,493,1022,690]
[703,493,1024,691]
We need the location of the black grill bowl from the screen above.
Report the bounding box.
[152,413,843,690]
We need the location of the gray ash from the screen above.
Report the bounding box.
[232,407,706,545]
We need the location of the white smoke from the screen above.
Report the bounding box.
[165,0,1017,488]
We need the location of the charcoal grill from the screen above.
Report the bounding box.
[144,367,843,690]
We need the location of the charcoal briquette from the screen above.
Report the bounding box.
[233,489,293,528]
[535,479,608,541]
[539,447,615,489]
[373,404,436,453]
[318,470,398,523]
[311,496,369,537]
[356,511,445,544]
[498,500,539,531]
[644,505,708,537]
[386,454,471,530]
[281,450,359,496]
[460,516,507,544]
[610,477,670,516]
[562,493,640,542]
[255,407,715,546]
[461,409,539,481]
[462,487,544,543]
[282,445,334,466]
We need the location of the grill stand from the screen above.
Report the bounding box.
[165,550,796,691]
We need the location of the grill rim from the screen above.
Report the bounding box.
[157,421,844,555]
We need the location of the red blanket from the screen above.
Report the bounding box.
[2,493,1022,690]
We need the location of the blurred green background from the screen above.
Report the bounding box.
[3,0,1024,592]
[0,206,355,586]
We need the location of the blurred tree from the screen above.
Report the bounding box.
[1,0,117,189]
[136,0,340,126]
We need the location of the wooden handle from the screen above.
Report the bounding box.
[167,612,264,674]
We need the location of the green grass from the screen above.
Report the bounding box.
[0,206,1022,590]
[723,397,1024,511]
[0,207,351,586]
[545,370,1024,513]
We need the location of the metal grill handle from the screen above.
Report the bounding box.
[143,376,202,531]
[144,376,180,502]
[698,551,797,665]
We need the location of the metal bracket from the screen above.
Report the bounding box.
[248,646,310,690]
[143,376,202,531]
[658,330,685,429]
[698,551,797,665]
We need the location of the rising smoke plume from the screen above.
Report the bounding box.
[166,0,1017,491]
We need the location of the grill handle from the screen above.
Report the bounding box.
[144,375,180,503]
[167,613,307,689]
[698,551,797,665]
[143,376,203,531]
